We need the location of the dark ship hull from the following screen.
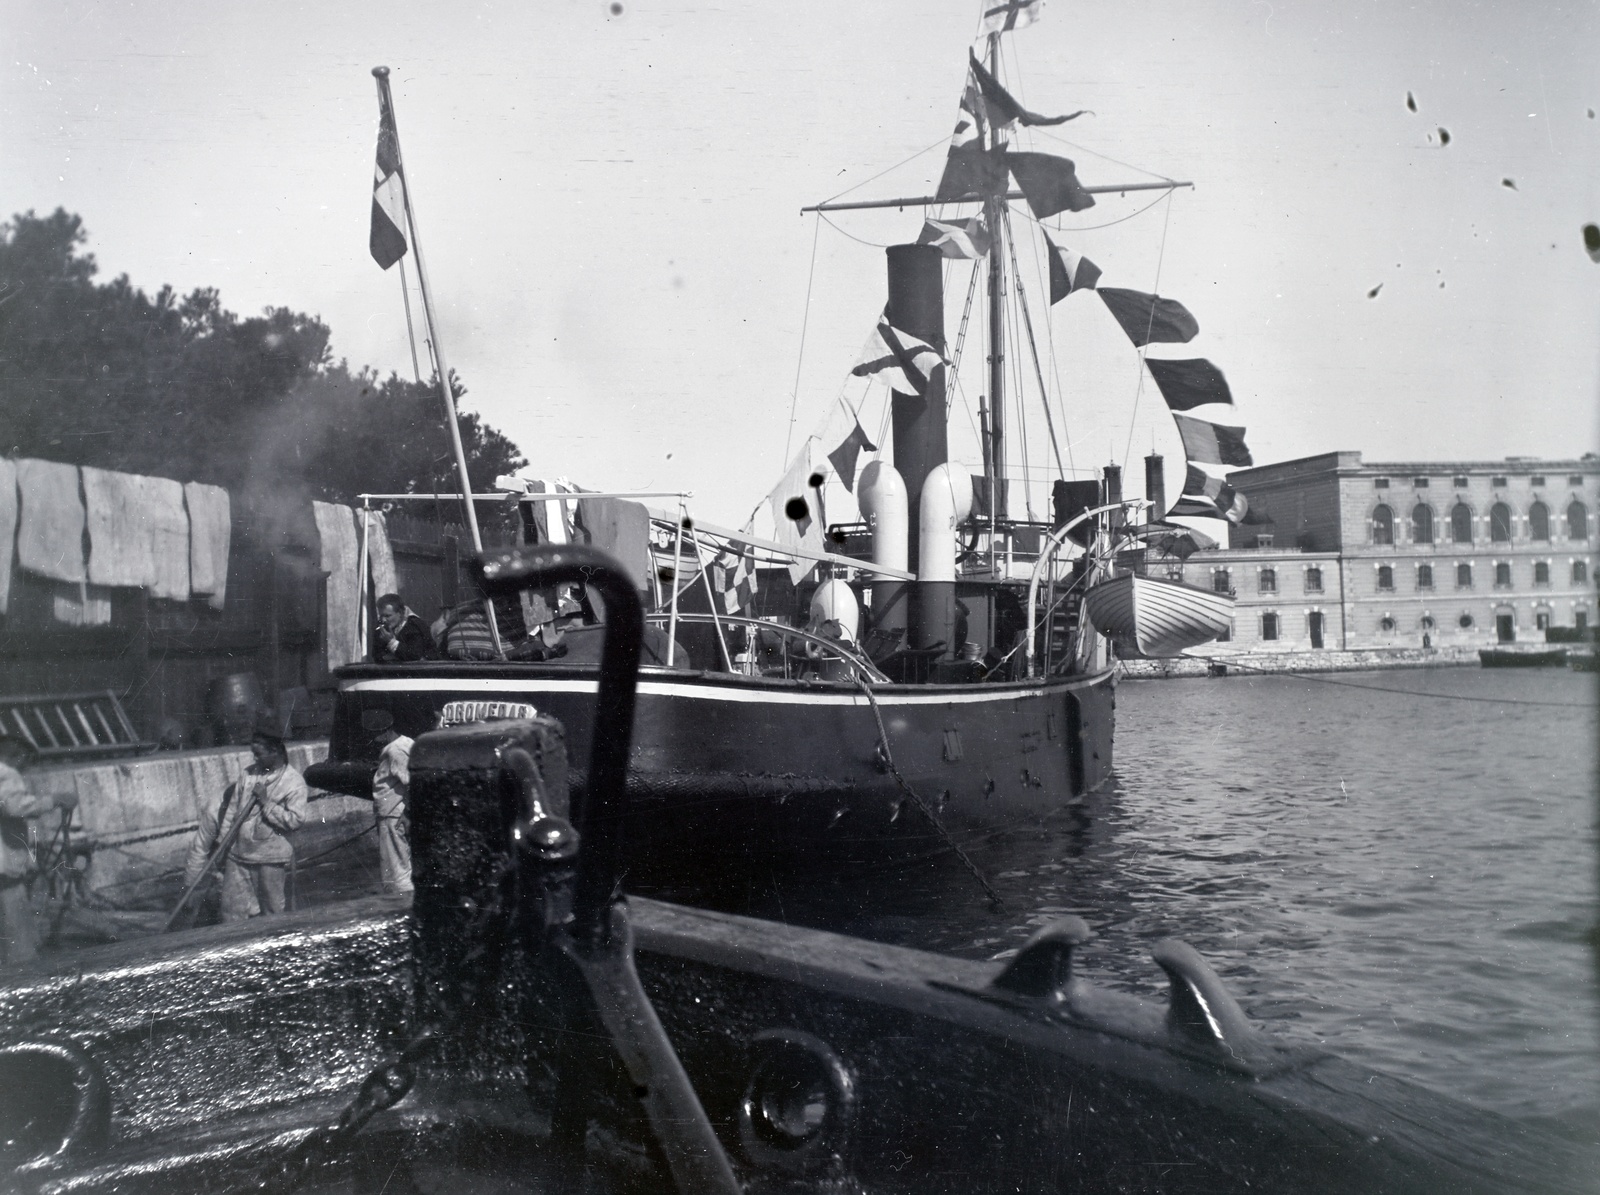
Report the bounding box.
[309,660,1116,871]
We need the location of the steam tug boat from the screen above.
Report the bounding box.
[310,14,1255,872]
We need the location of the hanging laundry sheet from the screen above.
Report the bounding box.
[16,458,86,584]
[184,481,231,610]
[367,509,398,600]
[313,500,362,671]
[573,497,651,592]
[145,475,190,602]
[0,459,16,615]
[83,467,154,588]
[53,582,113,626]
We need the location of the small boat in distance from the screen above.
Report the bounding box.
[1479,646,1570,668]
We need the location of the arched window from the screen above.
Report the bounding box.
[1261,613,1279,641]
[1378,616,1396,632]
[1421,615,1436,631]
[1450,503,1473,544]
[1258,568,1276,594]
[1569,500,1590,540]
[1304,567,1323,593]
[1417,564,1434,589]
[1494,562,1512,587]
[1412,504,1434,544]
[1533,561,1550,584]
[1377,565,1394,590]
[1372,504,1394,545]
[1575,560,1590,585]
[1456,562,1473,588]
[1489,502,1513,542]
[1528,501,1549,541]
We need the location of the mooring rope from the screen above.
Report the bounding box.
[1177,653,1595,709]
[853,676,1005,909]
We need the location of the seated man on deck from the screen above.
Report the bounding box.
[372,593,436,663]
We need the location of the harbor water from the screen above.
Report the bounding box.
[706,666,1600,1139]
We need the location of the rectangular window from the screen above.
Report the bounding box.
[1258,569,1277,594]
[1377,565,1395,591]
[1453,476,1469,487]
[1535,611,1550,630]
[1417,564,1434,589]
[1373,478,1390,489]
[1531,476,1545,487]
[1578,611,1590,631]
[1456,563,1473,588]
[1492,476,1508,487]
[1570,475,1585,486]
[1261,613,1279,641]
[1534,561,1550,585]
[1574,561,1590,585]
[1413,478,1429,488]
[1212,569,1231,594]
[1304,567,1323,594]
[1494,562,1512,588]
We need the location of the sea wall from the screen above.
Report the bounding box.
[1119,645,1481,679]
[28,741,369,901]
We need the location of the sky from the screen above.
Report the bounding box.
[4,0,1597,530]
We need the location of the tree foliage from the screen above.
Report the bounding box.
[0,209,525,501]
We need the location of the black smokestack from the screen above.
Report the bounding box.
[885,243,947,574]
[1145,453,1166,518]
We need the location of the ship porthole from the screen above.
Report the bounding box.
[737,1029,854,1174]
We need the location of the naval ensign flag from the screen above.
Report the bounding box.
[370,85,408,270]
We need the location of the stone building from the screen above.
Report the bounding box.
[1159,452,1598,651]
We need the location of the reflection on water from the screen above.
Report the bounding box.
[705,667,1599,1130]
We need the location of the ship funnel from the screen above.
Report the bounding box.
[912,463,973,658]
[885,243,948,575]
[1145,453,1166,519]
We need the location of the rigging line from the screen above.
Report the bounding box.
[1119,189,1176,474]
[1005,282,1036,519]
[784,216,823,464]
[1019,190,1173,233]
[1002,206,1065,477]
[818,137,949,207]
[950,256,982,376]
[1179,655,1596,709]
[817,211,892,249]
[1021,202,1077,476]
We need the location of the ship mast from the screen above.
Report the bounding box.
[983,33,1008,530]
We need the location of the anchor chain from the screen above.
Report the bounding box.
[247,841,528,1194]
[853,676,1005,909]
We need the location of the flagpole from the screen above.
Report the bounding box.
[372,66,502,657]
[397,258,423,383]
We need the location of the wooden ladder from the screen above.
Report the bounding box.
[0,691,147,760]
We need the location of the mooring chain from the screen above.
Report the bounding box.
[249,848,524,1195]
[853,676,1005,909]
